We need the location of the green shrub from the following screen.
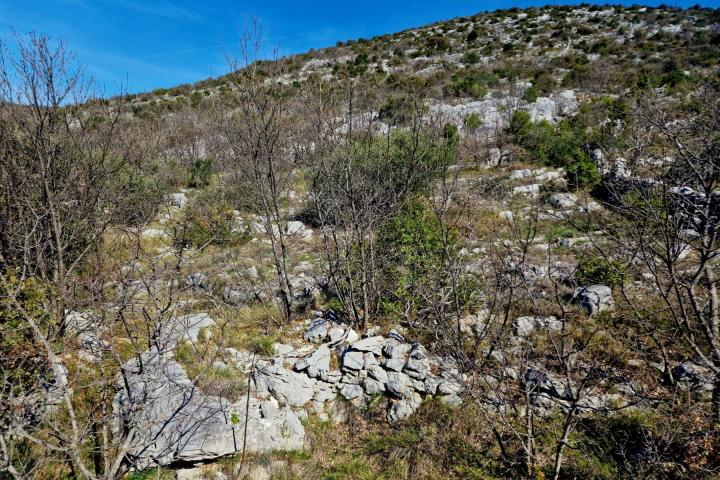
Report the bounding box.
[378,197,452,318]
[510,112,600,189]
[463,112,482,132]
[178,192,247,248]
[188,158,213,188]
[449,69,499,99]
[0,273,53,396]
[461,51,481,65]
[522,85,539,102]
[378,95,419,125]
[111,161,166,226]
[576,258,626,287]
[248,334,276,357]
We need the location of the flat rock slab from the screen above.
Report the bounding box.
[114,347,304,469]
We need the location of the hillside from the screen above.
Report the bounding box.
[124,4,719,116]
[1,4,720,480]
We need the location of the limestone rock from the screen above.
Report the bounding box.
[549,192,578,209]
[304,318,329,343]
[341,350,365,371]
[513,316,563,337]
[386,371,415,399]
[572,285,614,315]
[255,364,315,407]
[351,336,386,356]
[168,192,188,208]
[295,344,331,378]
[340,384,364,400]
[363,377,386,395]
[114,347,304,468]
[383,358,405,372]
[368,365,389,383]
[388,392,422,423]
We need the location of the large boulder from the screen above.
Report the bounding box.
[114,348,304,469]
[572,285,614,315]
[549,193,578,209]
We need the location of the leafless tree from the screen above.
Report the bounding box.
[589,83,720,422]
[222,20,297,323]
[0,33,127,332]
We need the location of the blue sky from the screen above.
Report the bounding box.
[1,0,718,96]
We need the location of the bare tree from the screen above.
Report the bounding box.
[222,20,296,323]
[592,83,720,422]
[0,33,126,333]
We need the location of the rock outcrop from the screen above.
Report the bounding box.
[114,348,304,469]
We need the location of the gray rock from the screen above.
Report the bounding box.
[572,285,614,315]
[168,192,188,208]
[341,350,365,371]
[513,316,563,337]
[513,184,541,197]
[549,192,578,209]
[363,377,386,395]
[285,220,309,237]
[185,272,208,290]
[164,313,215,345]
[288,275,320,307]
[114,348,304,468]
[439,394,462,407]
[320,370,342,384]
[386,372,414,399]
[255,364,315,407]
[295,344,331,378]
[64,311,105,361]
[274,343,295,356]
[368,365,389,383]
[223,286,252,306]
[340,384,364,400]
[423,376,441,395]
[388,392,422,423]
[510,169,532,180]
[383,358,405,372]
[340,370,364,385]
[672,362,714,392]
[304,318,329,343]
[438,380,462,396]
[364,352,379,369]
[383,340,412,359]
[344,329,360,344]
[404,346,429,380]
[328,326,346,344]
[351,336,386,356]
[313,381,337,403]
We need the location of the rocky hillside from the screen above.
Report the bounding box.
[2,4,720,480]
[123,4,719,117]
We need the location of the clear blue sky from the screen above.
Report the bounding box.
[1,0,717,96]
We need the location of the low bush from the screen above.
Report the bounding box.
[510,111,601,189]
[188,158,213,188]
[576,257,626,287]
[177,191,247,249]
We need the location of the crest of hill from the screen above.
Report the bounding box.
[117,4,719,116]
